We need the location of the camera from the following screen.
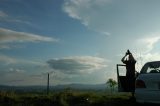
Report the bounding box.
[126,50,131,55]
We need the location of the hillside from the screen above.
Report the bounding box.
[0,83,108,92]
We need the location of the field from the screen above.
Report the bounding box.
[0,90,159,106]
[0,90,139,106]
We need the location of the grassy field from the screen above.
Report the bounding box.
[0,90,158,106]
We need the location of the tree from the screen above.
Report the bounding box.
[106,78,117,93]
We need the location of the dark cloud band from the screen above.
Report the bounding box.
[47,56,107,74]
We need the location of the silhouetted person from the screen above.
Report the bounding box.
[121,50,136,96]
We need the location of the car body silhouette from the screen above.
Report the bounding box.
[135,61,160,104]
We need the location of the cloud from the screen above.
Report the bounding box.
[63,0,111,25]
[0,10,32,25]
[0,44,25,49]
[0,69,34,85]
[0,10,8,18]
[63,0,111,34]
[63,0,160,39]
[132,34,160,70]
[9,68,25,73]
[135,52,160,71]
[0,54,51,85]
[0,54,17,65]
[0,54,46,66]
[0,28,57,43]
[142,53,160,62]
[0,69,26,85]
[0,55,108,85]
[0,28,58,49]
[136,34,160,53]
[47,56,107,74]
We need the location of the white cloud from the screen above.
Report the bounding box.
[63,0,111,34]
[63,0,111,22]
[9,68,25,73]
[0,28,58,49]
[0,28,57,43]
[142,53,160,62]
[47,56,107,74]
[100,31,111,36]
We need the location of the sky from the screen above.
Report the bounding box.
[1,0,160,86]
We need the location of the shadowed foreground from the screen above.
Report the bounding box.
[0,91,159,106]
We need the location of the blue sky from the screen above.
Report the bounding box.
[1,0,160,85]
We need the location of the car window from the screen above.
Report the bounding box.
[146,67,160,73]
[140,62,160,74]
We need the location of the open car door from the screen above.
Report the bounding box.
[117,64,134,92]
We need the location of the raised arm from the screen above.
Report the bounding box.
[121,53,127,64]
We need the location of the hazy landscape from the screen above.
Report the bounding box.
[1,0,160,106]
[0,84,159,106]
[0,85,135,106]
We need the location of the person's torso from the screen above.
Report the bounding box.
[126,61,136,76]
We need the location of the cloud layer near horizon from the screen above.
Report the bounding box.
[47,56,107,74]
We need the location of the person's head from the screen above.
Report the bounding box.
[128,54,134,60]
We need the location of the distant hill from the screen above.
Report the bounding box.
[0,83,108,92]
[54,83,107,90]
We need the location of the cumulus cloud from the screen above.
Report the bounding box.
[0,28,57,43]
[47,56,107,74]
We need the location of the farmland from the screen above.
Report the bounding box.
[0,89,156,106]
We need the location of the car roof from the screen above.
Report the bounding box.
[146,61,160,64]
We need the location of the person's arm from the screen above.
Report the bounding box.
[121,54,127,64]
